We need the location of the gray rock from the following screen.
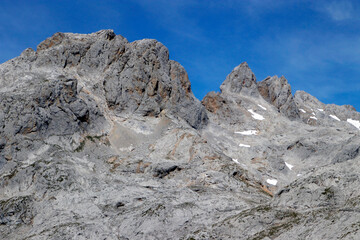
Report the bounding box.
[102,38,208,129]
[294,90,360,128]
[31,30,208,129]
[1,30,360,240]
[220,62,259,96]
[258,75,300,120]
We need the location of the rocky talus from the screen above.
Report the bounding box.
[0,30,360,240]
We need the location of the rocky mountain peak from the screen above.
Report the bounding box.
[36,29,117,52]
[220,62,258,96]
[258,75,299,120]
[1,30,207,131]
[294,90,324,107]
[1,31,360,240]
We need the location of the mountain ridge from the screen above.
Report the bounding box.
[1,30,360,239]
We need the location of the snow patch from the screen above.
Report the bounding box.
[311,112,315,116]
[299,109,306,113]
[310,116,317,120]
[239,143,251,148]
[257,104,267,110]
[266,179,278,186]
[329,114,340,121]
[317,109,324,112]
[235,130,258,135]
[248,109,265,120]
[347,119,360,130]
[232,158,240,164]
[297,174,302,177]
[285,162,294,170]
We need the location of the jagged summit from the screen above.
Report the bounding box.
[207,63,300,120]
[1,30,360,239]
[36,29,117,52]
[1,30,207,131]
[258,75,299,120]
[220,62,258,96]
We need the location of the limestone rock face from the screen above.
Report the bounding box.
[102,38,207,128]
[8,30,207,131]
[258,76,299,120]
[1,31,360,240]
[203,63,263,128]
[220,62,258,96]
[294,90,360,127]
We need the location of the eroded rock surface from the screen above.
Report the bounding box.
[220,62,258,96]
[258,75,299,120]
[1,30,360,240]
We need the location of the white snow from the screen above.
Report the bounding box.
[248,109,265,120]
[310,116,317,120]
[347,119,360,130]
[329,114,340,121]
[299,109,306,113]
[285,162,294,170]
[311,112,315,116]
[239,143,251,148]
[297,174,302,177]
[258,104,267,110]
[266,179,278,186]
[232,158,240,164]
[235,130,258,135]
[317,108,324,112]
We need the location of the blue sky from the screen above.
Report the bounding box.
[1,0,360,110]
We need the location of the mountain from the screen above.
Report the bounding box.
[1,30,360,240]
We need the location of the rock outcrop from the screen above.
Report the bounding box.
[220,62,258,96]
[1,30,360,240]
[2,30,207,132]
[258,76,299,120]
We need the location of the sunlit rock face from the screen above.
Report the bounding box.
[1,30,360,240]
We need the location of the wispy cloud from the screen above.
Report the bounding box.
[315,0,358,21]
[325,1,354,21]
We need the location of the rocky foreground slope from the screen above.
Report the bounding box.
[1,30,360,240]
